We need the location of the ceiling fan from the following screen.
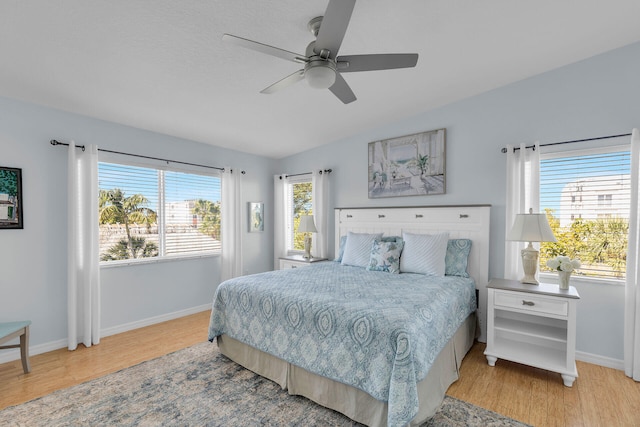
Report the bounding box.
[222,0,418,104]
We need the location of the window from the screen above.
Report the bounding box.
[598,194,613,207]
[98,162,221,263]
[285,177,313,252]
[539,147,630,280]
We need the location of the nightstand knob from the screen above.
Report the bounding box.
[522,300,535,306]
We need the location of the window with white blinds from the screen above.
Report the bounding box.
[285,177,313,252]
[98,162,221,263]
[539,147,630,280]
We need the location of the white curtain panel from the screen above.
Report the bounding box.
[221,168,243,282]
[273,175,288,268]
[504,142,540,281]
[625,128,640,381]
[312,170,329,259]
[67,142,100,350]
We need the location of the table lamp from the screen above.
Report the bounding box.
[297,215,317,259]
[507,208,557,284]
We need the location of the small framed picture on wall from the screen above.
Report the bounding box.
[249,202,264,232]
[0,166,23,229]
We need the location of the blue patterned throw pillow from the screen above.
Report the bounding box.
[445,239,472,277]
[367,240,404,274]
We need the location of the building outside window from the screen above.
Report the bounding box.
[98,162,221,263]
[539,147,630,280]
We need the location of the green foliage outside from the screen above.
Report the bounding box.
[539,208,628,279]
[99,188,158,261]
[191,199,221,240]
[101,237,158,261]
[293,182,312,251]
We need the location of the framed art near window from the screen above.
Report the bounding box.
[249,202,264,232]
[0,166,23,229]
[368,128,446,198]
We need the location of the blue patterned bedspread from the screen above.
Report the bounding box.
[208,262,476,426]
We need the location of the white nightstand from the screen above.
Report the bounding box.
[484,278,580,387]
[278,255,327,270]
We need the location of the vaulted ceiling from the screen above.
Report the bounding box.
[2,1,640,158]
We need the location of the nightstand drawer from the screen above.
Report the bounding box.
[279,260,308,269]
[494,290,568,317]
[278,256,327,270]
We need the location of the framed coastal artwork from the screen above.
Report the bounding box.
[249,202,264,232]
[0,166,23,229]
[368,128,446,199]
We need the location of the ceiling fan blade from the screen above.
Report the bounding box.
[260,70,305,94]
[222,34,307,64]
[329,73,356,104]
[314,0,356,59]
[337,53,419,73]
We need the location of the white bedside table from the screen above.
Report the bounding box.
[278,255,327,270]
[484,278,580,387]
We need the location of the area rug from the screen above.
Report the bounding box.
[0,342,530,427]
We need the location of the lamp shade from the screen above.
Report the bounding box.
[297,215,317,233]
[507,209,556,243]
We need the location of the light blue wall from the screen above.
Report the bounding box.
[0,97,276,350]
[278,41,640,363]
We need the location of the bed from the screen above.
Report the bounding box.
[209,205,490,426]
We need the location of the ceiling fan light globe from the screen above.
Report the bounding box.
[305,65,336,89]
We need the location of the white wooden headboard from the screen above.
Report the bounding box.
[335,205,491,342]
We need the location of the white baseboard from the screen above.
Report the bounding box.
[100,304,211,338]
[576,350,624,371]
[0,338,69,365]
[0,304,211,365]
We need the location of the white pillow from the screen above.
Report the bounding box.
[400,232,450,276]
[341,232,383,268]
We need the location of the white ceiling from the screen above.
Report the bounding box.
[1,1,640,159]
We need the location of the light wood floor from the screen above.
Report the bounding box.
[1,310,639,426]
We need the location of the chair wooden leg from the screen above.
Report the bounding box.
[20,326,31,374]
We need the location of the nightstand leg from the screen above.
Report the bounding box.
[561,374,576,387]
[486,355,497,367]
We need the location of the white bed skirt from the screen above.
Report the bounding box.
[217,312,477,427]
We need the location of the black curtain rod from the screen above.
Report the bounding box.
[50,139,246,174]
[500,133,632,153]
[280,169,332,179]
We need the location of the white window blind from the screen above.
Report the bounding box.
[539,148,631,279]
[98,162,221,263]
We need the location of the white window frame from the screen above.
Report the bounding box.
[539,144,630,285]
[98,157,222,267]
[285,176,313,255]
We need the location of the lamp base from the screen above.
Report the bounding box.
[520,242,540,285]
[303,235,312,259]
